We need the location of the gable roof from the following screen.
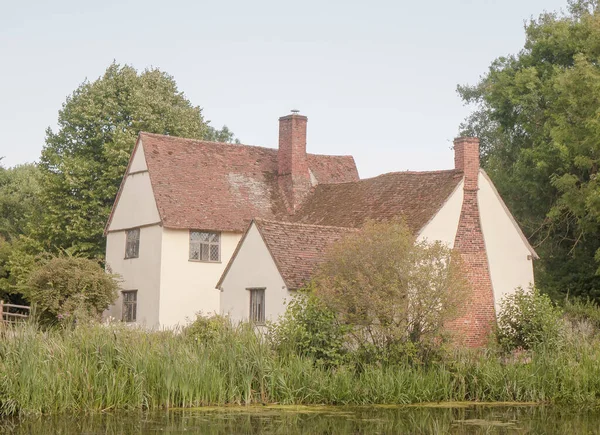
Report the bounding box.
[292,169,464,233]
[218,219,355,290]
[137,132,359,232]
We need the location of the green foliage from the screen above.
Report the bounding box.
[33,62,237,259]
[0,236,47,303]
[204,124,240,144]
[312,220,468,362]
[269,290,347,367]
[25,255,120,323]
[2,321,600,416]
[0,164,41,242]
[458,0,600,301]
[497,288,564,351]
[183,314,234,344]
[563,297,600,330]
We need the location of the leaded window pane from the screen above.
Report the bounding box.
[189,231,220,262]
[210,244,219,262]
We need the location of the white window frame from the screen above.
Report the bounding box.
[189,231,221,262]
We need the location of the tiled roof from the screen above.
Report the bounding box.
[139,133,359,232]
[292,170,464,233]
[254,219,355,290]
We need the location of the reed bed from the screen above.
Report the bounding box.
[1,320,599,416]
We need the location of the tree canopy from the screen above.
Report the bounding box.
[0,163,41,241]
[32,62,238,259]
[459,0,600,301]
[312,220,468,355]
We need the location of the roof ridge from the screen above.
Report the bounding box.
[307,168,463,189]
[254,218,357,232]
[140,132,358,160]
[139,131,278,153]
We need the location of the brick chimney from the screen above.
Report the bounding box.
[450,136,496,347]
[278,112,311,212]
[454,137,480,191]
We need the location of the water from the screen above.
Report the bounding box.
[2,405,600,434]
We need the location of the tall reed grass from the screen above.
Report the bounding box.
[1,319,599,416]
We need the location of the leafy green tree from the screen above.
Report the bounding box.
[458,0,600,301]
[34,62,237,258]
[0,164,41,241]
[204,124,240,144]
[26,255,120,323]
[312,220,468,361]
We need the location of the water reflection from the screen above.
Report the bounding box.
[3,405,600,434]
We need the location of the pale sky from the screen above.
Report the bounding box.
[1,0,567,178]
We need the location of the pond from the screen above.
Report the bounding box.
[2,404,600,434]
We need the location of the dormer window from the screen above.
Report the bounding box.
[125,228,140,259]
[189,231,220,262]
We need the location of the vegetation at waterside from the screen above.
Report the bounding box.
[1,295,600,417]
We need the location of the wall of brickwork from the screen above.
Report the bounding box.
[278,114,312,211]
[450,137,497,347]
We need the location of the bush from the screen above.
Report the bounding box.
[269,290,347,367]
[26,255,120,323]
[311,219,468,362]
[183,314,233,344]
[497,287,563,351]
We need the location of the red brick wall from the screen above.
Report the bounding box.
[278,114,311,212]
[450,137,496,347]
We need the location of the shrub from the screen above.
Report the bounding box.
[311,219,468,362]
[269,289,347,367]
[183,314,233,344]
[497,287,563,351]
[26,255,120,323]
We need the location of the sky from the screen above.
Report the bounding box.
[1,0,568,178]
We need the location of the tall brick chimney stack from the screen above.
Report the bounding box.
[454,137,480,191]
[278,112,311,212]
[451,136,496,347]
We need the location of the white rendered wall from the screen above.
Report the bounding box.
[108,143,160,232]
[478,171,535,312]
[417,180,464,247]
[158,229,241,328]
[105,225,162,327]
[219,223,291,324]
[129,140,148,173]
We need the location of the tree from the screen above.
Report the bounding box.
[0,164,41,241]
[458,0,600,301]
[311,220,468,359]
[33,62,238,258]
[26,255,120,323]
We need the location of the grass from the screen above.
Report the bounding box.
[1,316,600,417]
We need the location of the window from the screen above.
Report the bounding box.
[189,231,220,262]
[125,228,140,259]
[122,290,137,322]
[249,288,265,324]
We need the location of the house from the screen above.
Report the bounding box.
[105,112,537,346]
[103,113,359,328]
[215,123,538,347]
